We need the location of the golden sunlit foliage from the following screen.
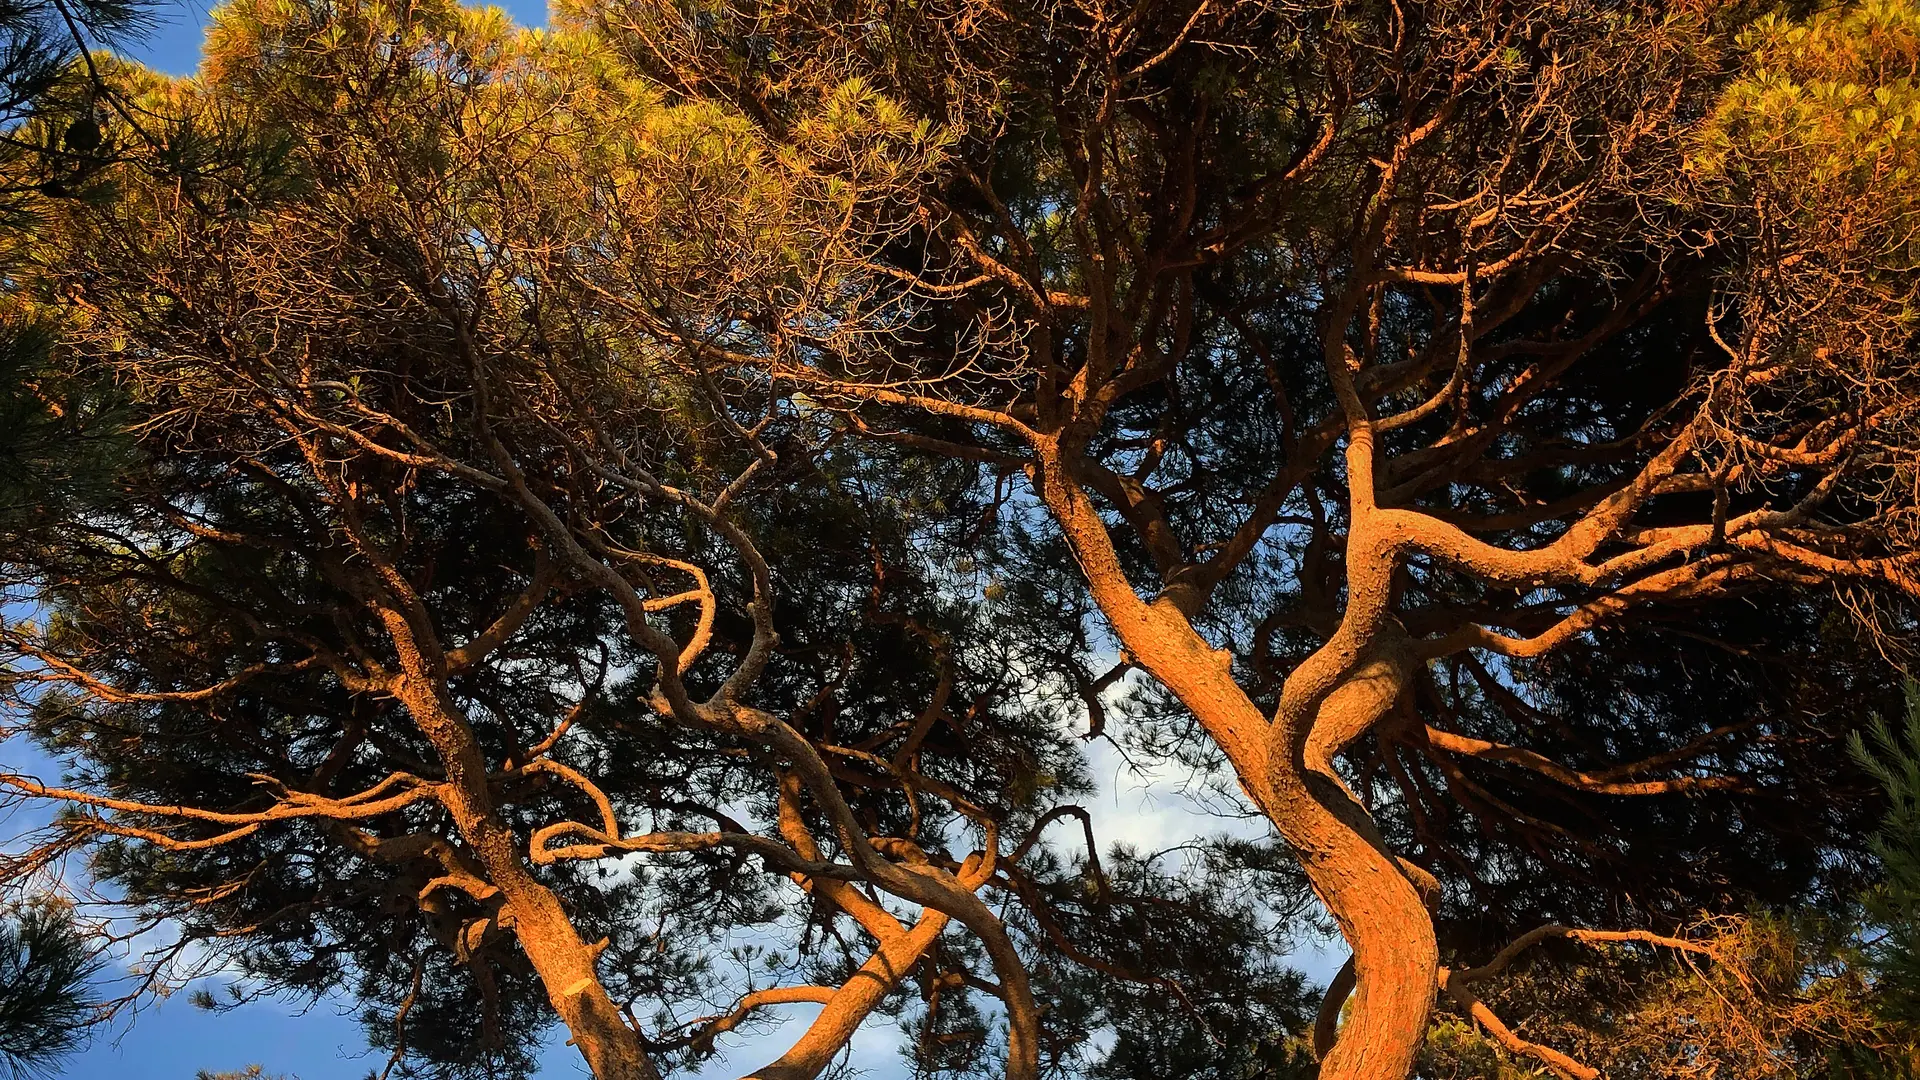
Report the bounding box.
[2,1,1920,1079]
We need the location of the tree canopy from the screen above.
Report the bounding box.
[2,1,1920,1078]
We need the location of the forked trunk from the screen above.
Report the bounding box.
[1285,649,1440,1078]
[1032,453,1439,1079]
[1103,631,1439,1078]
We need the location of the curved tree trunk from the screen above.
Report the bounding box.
[1269,716,1438,1080]
[1276,636,1438,1080]
[1030,448,1439,1080]
[1145,647,1438,1080]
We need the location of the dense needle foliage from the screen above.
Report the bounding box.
[0,904,100,1080]
[2,1,1920,1078]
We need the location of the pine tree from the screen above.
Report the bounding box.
[0,903,100,1080]
[5,0,1920,1077]
[0,0,159,542]
[1853,685,1920,1034]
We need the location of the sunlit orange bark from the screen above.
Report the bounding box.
[1029,442,1438,1079]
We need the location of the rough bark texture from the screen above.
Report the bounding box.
[1033,445,1438,1079]
[387,636,661,1080]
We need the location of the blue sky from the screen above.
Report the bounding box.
[122,0,550,80]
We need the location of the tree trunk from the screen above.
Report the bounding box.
[425,795,662,1080]
[504,881,663,1080]
[389,670,661,1080]
[1281,643,1438,1079]
[1270,739,1437,1080]
[1029,450,1438,1080]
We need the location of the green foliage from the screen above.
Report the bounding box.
[9,0,1920,1076]
[1700,0,1920,204]
[1694,0,1920,373]
[0,316,130,545]
[0,0,157,552]
[0,902,101,1080]
[1027,839,1319,1080]
[0,0,152,155]
[1415,679,1920,1080]
[1422,1014,1542,1080]
[1418,913,1899,1080]
[1852,683,1920,1036]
